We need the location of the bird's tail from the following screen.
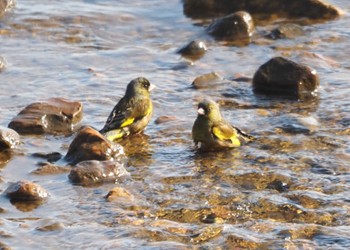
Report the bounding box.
[100,128,129,141]
[236,128,254,144]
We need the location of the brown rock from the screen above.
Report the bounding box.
[183,0,341,22]
[68,160,129,186]
[31,162,71,175]
[154,116,178,125]
[64,126,125,165]
[4,180,49,201]
[192,72,222,89]
[252,57,320,98]
[207,11,254,44]
[8,97,83,135]
[0,126,20,150]
[105,186,134,202]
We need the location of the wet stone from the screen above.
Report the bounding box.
[183,0,341,22]
[177,40,207,61]
[252,57,320,98]
[64,126,125,165]
[225,233,270,249]
[4,180,49,201]
[266,23,305,40]
[154,116,178,125]
[68,160,129,186]
[0,126,20,150]
[206,11,254,44]
[32,152,62,163]
[105,186,134,202]
[192,72,223,89]
[35,219,64,232]
[8,97,83,135]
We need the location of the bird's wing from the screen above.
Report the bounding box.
[101,97,151,133]
[212,121,241,147]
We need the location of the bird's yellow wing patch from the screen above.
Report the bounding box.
[212,126,241,147]
[120,117,135,128]
[105,129,125,141]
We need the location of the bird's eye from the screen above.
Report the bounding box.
[143,82,150,89]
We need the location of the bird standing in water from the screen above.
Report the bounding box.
[100,77,155,141]
[192,99,253,151]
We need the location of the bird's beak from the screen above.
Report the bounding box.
[149,84,156,92]
[197,107,205,115]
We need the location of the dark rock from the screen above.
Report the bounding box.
[0,126,20,150]
[206,11,254,44]
[183,0,341,22]
[266,23,305,40]
[177,40,207,60]
[64,126,125,165]
[252,57,319,98]
[8,98,83,135]
[32,152,62,162]
[4,180,49,201]
[192,72,222,89]
[68,160,129,186]
[0,0,15,16]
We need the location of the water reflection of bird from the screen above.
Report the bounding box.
[100,77,155,141]
[192,99,253,151]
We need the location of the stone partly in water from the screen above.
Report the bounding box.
[266,23,305,40]
[183,0,341,22]
[8,97,83,135]
[0,126,20,150]
[4,180,49,201]
[192,72,223,89]
[177,40,207,61]
[64,126,125,165]
[68,160,129,186]
[252,57,320,98]
[206,11,254,44]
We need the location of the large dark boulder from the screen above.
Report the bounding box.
[0,126,20,150]
[64,126,125,165]
[207,11,254,44]
[252,57,320,98]
[68,160,129,186]
[8,98,83,135]
[183,0,341,22]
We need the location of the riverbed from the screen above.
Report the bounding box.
[1,0,350,249]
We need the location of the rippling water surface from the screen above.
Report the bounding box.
[1,0,350,249]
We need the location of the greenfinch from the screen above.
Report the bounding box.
[100,77,155,141]
[192,99,253,151]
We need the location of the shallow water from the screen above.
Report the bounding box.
[1,0,350,249]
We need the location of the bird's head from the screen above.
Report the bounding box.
[126,77,155,97]
[197,99,222,122]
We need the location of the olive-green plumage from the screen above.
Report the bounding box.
[100,77,155,141]
[192,99,253,151]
